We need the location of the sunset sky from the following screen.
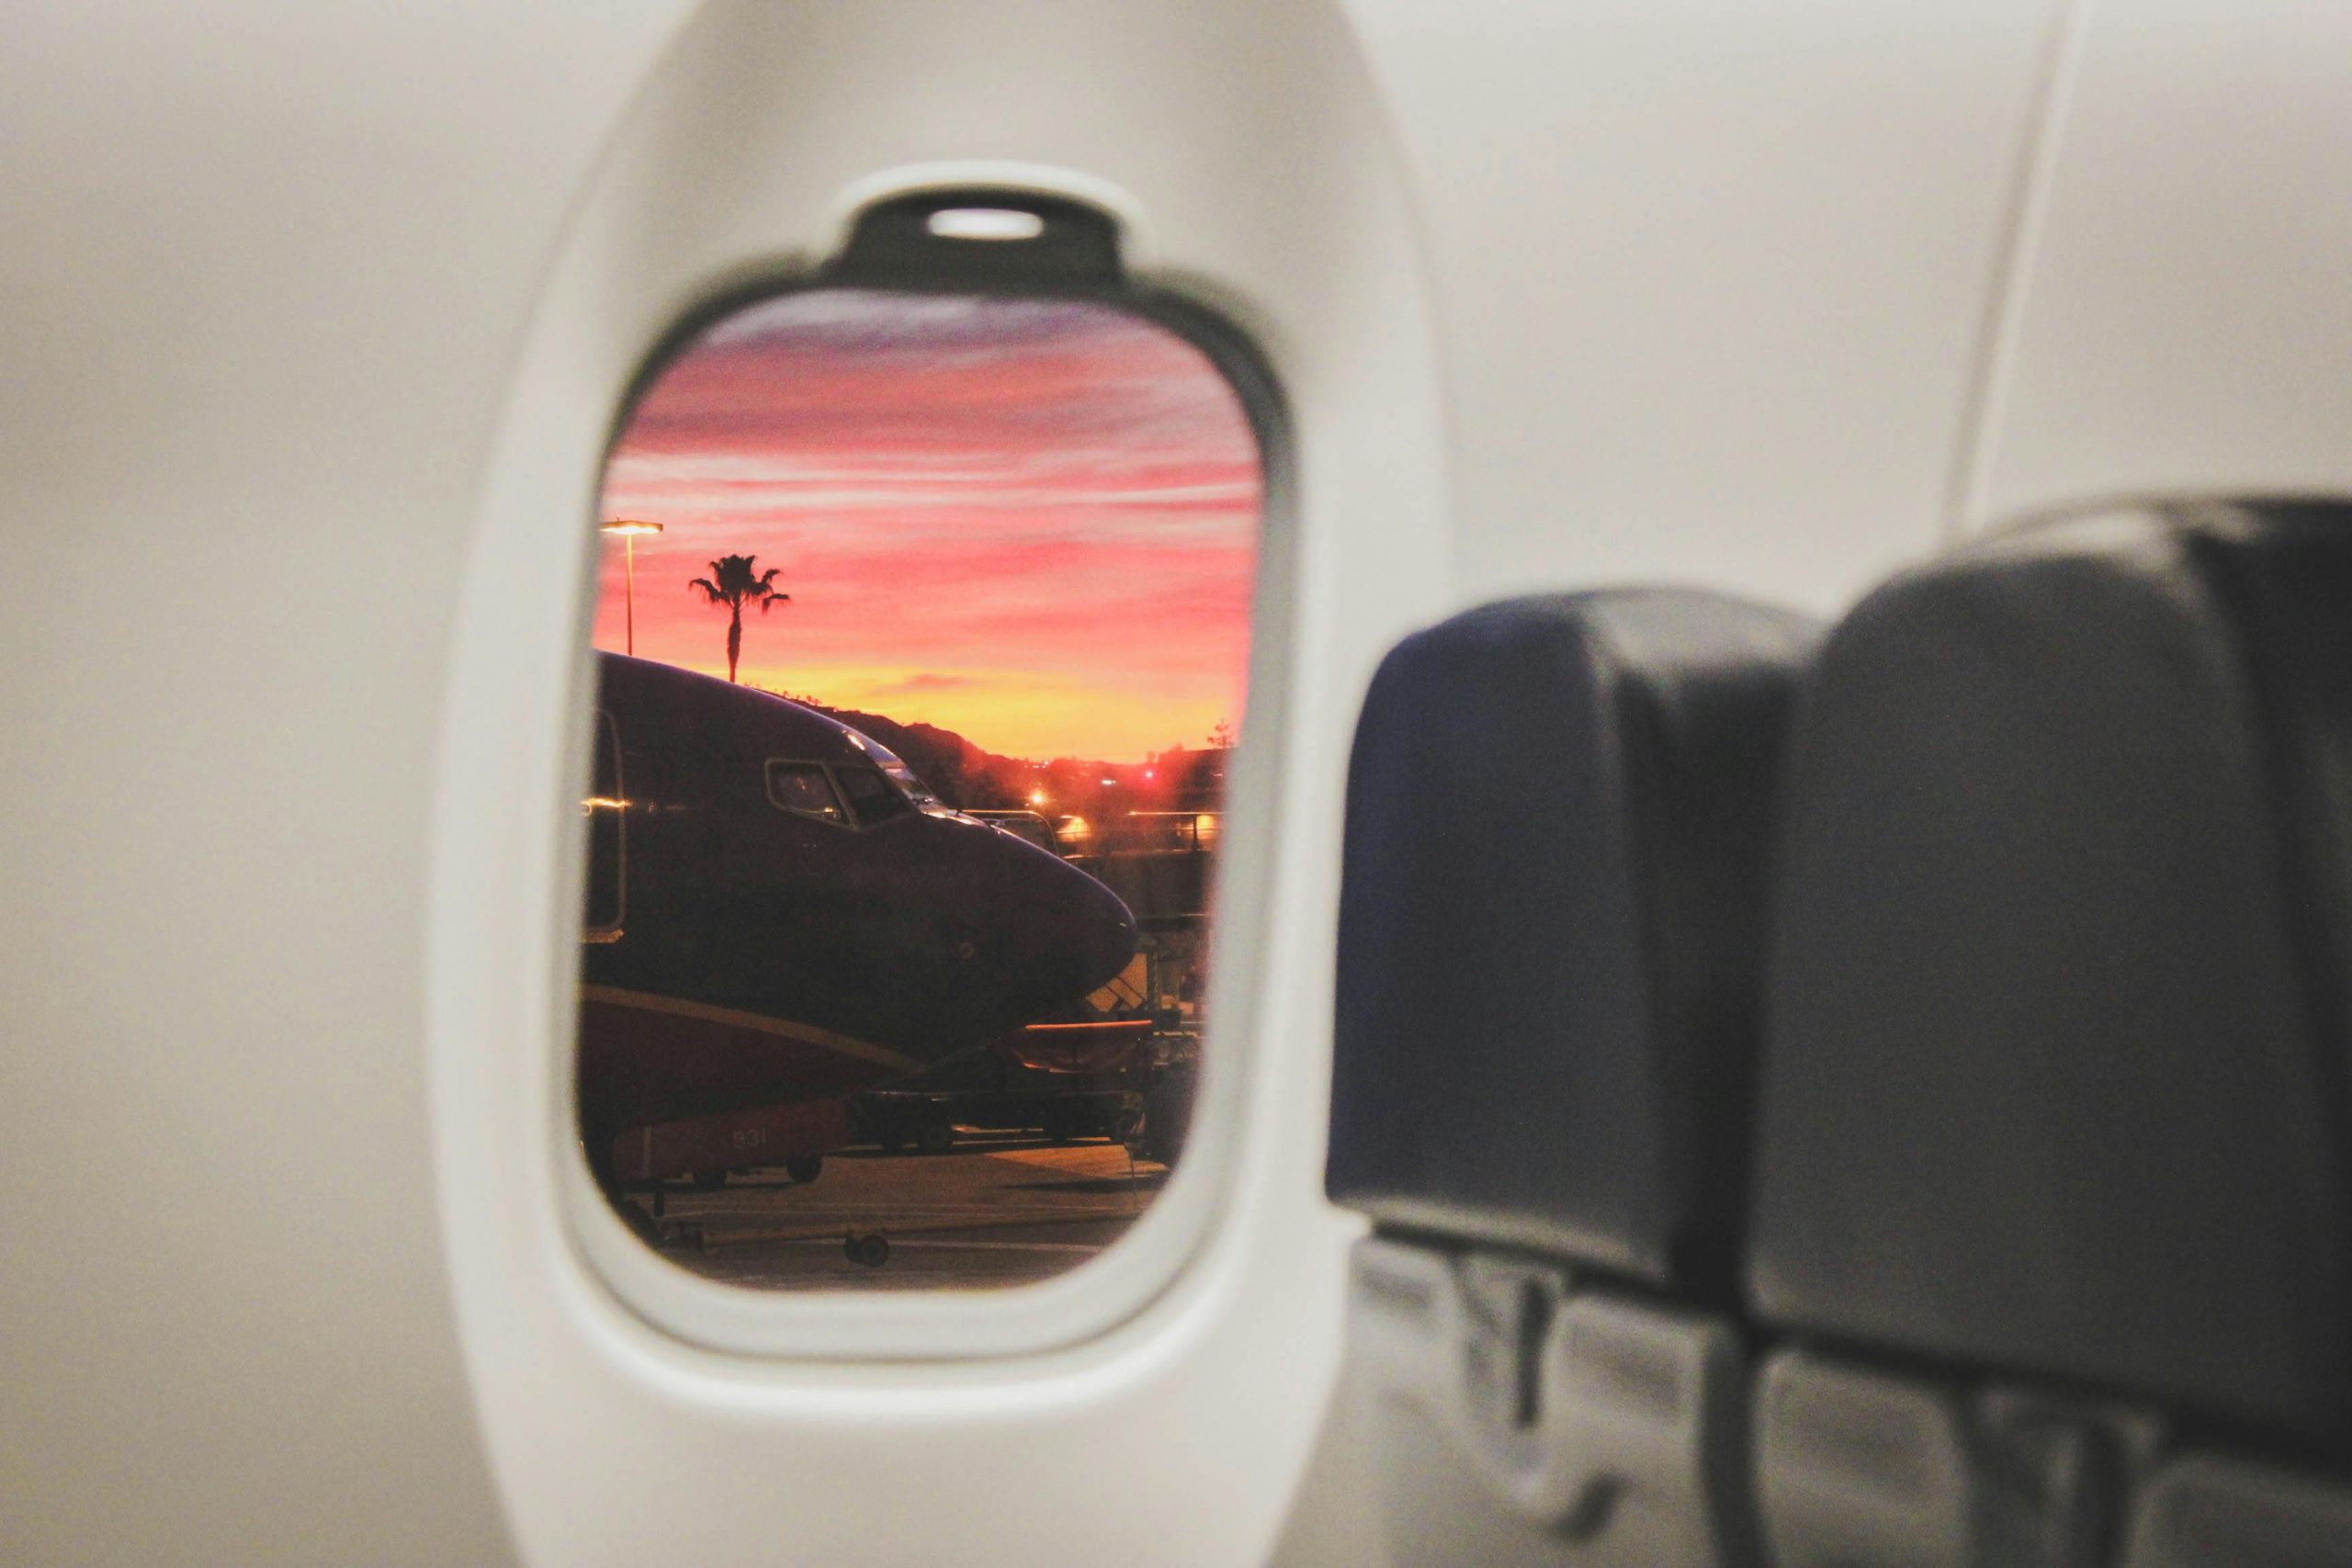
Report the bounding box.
[594,288,1261,762]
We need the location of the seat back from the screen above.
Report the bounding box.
[1747,499,2352,1567]
[1329,589,1819,1567]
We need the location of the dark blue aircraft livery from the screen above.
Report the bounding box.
[577,653,1138,1182]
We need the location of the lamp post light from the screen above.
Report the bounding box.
[599,519,663,656]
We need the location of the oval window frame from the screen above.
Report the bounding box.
[559,187,1299,1360]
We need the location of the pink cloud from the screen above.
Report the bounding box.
[594,290,1260,761]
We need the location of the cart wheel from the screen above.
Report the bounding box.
[843,1232,890,1268]
[918,1121,954,1154]
[784,1156,822,1185]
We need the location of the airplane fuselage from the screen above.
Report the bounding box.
[576,654,1138,1166]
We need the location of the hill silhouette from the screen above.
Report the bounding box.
[749,686,1032,808]
[806,703,1024,809]
[752,683,1227,816]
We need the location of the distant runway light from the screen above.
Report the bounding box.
[926,207,1045,242]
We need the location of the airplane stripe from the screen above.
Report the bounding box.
[578,984,923,1075]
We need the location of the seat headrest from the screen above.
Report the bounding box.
[1328,590,1820,1296]
[1749,499,2352,1441]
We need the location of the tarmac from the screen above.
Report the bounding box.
[622,1131,1168,1292]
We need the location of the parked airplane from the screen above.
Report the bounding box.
[577,653,1139,1188]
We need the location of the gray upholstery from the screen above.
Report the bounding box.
[1754,1352,1973,1568]
[1331,591,1818,1296]
[1753,1353,2150,1568]
[1747,500,2352,1566]
[1750,500,2352,1438]
[2123,1455,2352,1568]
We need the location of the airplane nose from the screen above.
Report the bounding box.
[1073,869,1139,987]
[1004,841,1137,998]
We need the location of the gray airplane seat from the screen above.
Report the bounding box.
[1747,499,2352,1568]
[1328,590,1821,1567]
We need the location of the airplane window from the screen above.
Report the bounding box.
[575,282,1261,1294]
[765,761,846,824]
[834,764,911,829]
[880,761,947,814]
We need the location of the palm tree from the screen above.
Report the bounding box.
[687,554,789,682]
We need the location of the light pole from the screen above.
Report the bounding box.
[599,519,663,656]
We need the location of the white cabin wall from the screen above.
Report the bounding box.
[1970,0,2352,526]
[0,5,694,1564]
[1342,0,2068,617]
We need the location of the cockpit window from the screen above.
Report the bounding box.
[766,761,846,824]
[842,729,948,814]
[881,761,946,814]
[833,764,910,828]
